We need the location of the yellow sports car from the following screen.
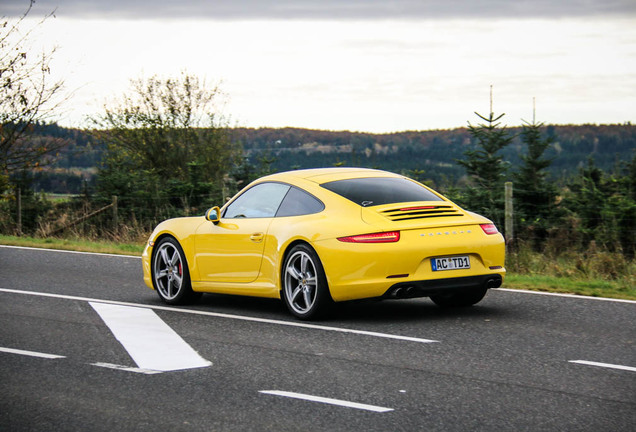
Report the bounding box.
[142,168,505,319]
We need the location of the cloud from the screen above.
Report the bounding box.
[3,0,636,20]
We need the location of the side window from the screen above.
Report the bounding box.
[224,183,291,218]
[276,187,325,217]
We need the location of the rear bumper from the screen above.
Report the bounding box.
[314,225,505,301]
[382,274,502,299]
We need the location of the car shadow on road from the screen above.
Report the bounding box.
[192,293,290,317]
[330,297,509,324]
[158,291,512,324]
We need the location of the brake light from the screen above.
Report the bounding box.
[338,231,400,243]
[480,224,499,235]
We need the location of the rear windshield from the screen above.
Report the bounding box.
[321,177,443,207]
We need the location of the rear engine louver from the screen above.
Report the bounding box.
[381,205,463,222]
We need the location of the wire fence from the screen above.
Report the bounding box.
[3,181,634,258]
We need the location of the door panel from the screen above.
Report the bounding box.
[194,218,273,283]
[193,182,291,284]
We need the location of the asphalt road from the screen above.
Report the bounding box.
[1,245,635,431]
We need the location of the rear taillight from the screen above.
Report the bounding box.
[338,231,400,243]
[480,224,499,235]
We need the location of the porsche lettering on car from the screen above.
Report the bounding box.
[142,168,505,319]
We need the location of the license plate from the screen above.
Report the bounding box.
[431,256,471,271]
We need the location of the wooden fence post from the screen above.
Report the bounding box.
[16,187,22,236]
[505,182,514,247]
[112,196,118,228]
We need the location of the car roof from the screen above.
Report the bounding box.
[262,167,400,185]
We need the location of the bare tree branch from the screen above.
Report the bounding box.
[0,0,66,178]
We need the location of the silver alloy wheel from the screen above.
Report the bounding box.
[154,241,184,301]
[284,250,318,315]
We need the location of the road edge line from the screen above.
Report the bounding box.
[0,288,438,344]
[494,288,636,304]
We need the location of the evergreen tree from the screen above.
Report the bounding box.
[513,119,559,246]
[563,157,636,255]
[456,108,513,227]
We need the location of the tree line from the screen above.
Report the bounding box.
[10,121,636,195]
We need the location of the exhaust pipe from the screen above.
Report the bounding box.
[391,286,418,298]
[393,287,405,298]
[484,277,502,289]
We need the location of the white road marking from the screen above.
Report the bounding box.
[495,288,636,304]
[0,346,65,359]
[2,245,634,304]
[90,302,212,372]
[92,362,163,375]
[259,390,394,413]
[0,288,438,344]
[569,360,636,373]
[0,244,140,259]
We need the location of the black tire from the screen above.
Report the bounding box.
[152,237,199,304]
[281,244,332,320]
[430,287,488,308]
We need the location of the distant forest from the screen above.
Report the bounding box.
[29,122,636,194]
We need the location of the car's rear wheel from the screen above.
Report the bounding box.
[282,244,331,320]
[430,287,488,307]
[152,237,199,304]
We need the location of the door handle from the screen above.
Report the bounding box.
[250,233,264,242]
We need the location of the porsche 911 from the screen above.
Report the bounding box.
[142,168,505,319]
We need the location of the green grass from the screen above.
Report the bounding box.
[43,193,76,203]
[1,235,634,301]
[0,234,145,256]
[504,274,636,301]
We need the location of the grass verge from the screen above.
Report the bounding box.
[0,234,145,256]
[504,274,636,301]
[1,235,634,301]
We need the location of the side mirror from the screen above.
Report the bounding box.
[205,206,221,224]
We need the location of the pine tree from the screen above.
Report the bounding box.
[456,101,513,227]
[513,118,559,246]
[564,157,636,255]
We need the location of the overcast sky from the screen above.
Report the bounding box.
[7,0,636,20]
[2,0,635,132]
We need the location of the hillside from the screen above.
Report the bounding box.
[26,122,636,193]
[231,124,635,186]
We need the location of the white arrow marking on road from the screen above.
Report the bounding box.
[1,288,439,344]
[91,362,164,375]
[90,302,211,372]
[260,390,394,413]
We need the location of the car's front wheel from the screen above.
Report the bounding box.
[282,244,332,320]
[152,237,199,304]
